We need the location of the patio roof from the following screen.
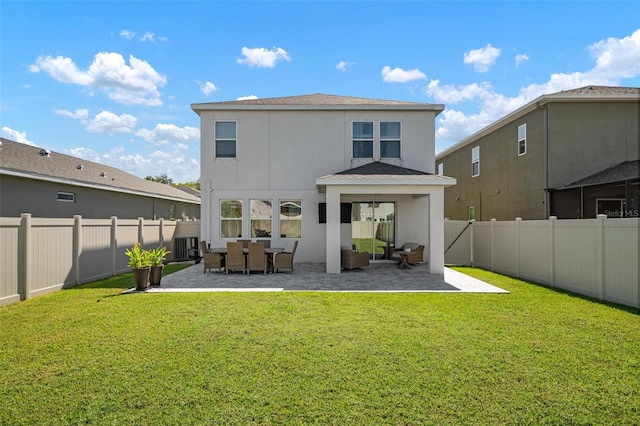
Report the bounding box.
[562,160,639,189]
[316,161,456,191]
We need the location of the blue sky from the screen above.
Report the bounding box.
[2,1,639,183]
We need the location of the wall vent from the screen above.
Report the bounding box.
[39,149,51,157]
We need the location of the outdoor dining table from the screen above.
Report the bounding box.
[211,247,284,273]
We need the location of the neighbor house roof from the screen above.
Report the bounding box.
[436,85,640,159]
[316,161,456,190]
[192,93,444,114]
[563,160,640,189]
[0,138,200,204]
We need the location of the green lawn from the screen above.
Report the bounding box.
[1,265,639,425]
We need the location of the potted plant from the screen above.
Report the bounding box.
[148,246,170,287]
[125,242,151,290]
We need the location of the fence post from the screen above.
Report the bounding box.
[73,215,82,286]
[159,218,165,249]
[111,216,118,276]
[596,214,606,300]
[138,217,144,246]
[515,217,522,278]
[490,218,496,271]
[19,213,32,301]
[549,216,556,287]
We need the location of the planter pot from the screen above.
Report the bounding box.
[133,267,150,291]
[149,265,164,287]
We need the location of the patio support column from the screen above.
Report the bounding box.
[326,187,341,274]
[429,187,445,275]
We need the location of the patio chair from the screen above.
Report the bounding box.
[201,241,224,273]
[247,242,268,274]
[237,239,251,248]
[341,247,370,270]
[225,242,246,274]
[273,241,298,273]
[393,243,425,264]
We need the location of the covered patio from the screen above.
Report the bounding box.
[147,262,508,293]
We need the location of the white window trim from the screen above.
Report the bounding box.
[518,123,527,156]
[380,121,402,159]
[352,121,374,159]
[279,199,302,238]
[437,163,444,175]
[471,146,480,177]
[214,120,237,159]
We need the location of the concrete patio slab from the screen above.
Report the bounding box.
[143,262,508,294]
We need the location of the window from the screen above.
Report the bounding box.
[472,146,480,177]
[57,192,75,202]
[280,200,302,238]
[215,121,237,158]
[220,199,242,238]
[352,122,373,158]
[250,200,272,238]
[468,206,476,220]
[170,204,176,220]
[380,122,401,158]
[518,124,526,156]
[437,163,444,175]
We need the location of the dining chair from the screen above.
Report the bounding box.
[201,241,224,273]
[274,241,298,273]
[225,242,245,274]
[247,242,267,274]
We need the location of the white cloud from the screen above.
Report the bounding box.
[464,44,501,72]
[140,32,155,42]
[515,53,530,68]
[119,30,136,40]
[84,111,137,134]
[237,47,291,68]
[30,52,166,106]
[54,108,89,119]
[381,66,426,83]
[430,29,640,147]
[236,95,258,101]
[135,123,200,145]
[336,61,355,71]
[67,146,101,163]
[198,81,218,95]
[115,149,200,183]
[1,126,37,146]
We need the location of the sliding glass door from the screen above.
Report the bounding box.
[351,202,395,260]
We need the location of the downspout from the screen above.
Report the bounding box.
[537,101,550,218]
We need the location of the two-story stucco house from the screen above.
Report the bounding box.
[191,94,456,274]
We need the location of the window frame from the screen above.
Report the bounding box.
[250,199,273,238]
[220,199,243,238]
[57,191,75,203]
[279,199,302,238]
[518,123,527,156]
[380,121,401,158]
[214,120,237,159]
[471,146,480,177]
[437,163,444,175]
[352,121,374,159]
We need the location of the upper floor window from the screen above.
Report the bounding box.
[250,199,272,238]
[437,163,444,175]
[472,146,480,177]
[57,192,75,202]
[518,124,527,156]
[380,122,401,158]
[280,200,302,238]
[215,121,237,158]
[352,122,373,158]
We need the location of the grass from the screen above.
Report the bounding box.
[1,265,639,425]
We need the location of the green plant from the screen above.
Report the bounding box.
[147,246,171,267]
[124,242,150,269]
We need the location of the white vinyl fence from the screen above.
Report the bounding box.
[0,214,201,306]
[445,216,640,308]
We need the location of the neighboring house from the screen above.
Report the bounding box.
[0,138,201,220]
[436,86,639,221]
[191,94,456,274]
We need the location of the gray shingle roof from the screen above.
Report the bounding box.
[192,93,444,113]
[336,161,431,176]
[564,160,640,188]
[0,138,200,203]
[555,86,640,96]
[317,161,456,184]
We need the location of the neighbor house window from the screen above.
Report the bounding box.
[472,146,480,177]
[170,204,176,220]
[215,121,237,158]
[437,163,444,175]
[352,122,373,158]
[57,192,75,202]
[221,199,242,238]
[518,124,526,156]
[468,206,476,221]
[250,200,272,238]
[380,121,401,158]
[280,200,302,238]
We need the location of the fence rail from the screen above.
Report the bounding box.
[445,216,639,308]
[0,214,201,306]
